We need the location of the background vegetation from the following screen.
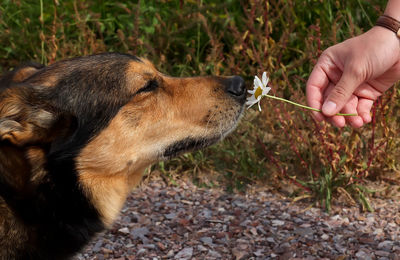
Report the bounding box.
[1,0,399,211]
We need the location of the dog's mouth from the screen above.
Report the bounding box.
[162,136,220,159]
[162,103,245,159]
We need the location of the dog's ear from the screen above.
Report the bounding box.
[0,109,56,146]
[12,62,44,82]
[0,62,44,89]
[0,89,75,146]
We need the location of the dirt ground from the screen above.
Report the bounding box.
[75,177,400,260]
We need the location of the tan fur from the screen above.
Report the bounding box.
[28,74,59,88]
[79,172,130,227]
[26,147,47,184]
[12,67,39,83]
[78,60,243,225]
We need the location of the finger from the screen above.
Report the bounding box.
[313,82,334,123]
[324,82,347,127]
[353,82,382,100]
[341,96,364,128]
[326,114,346,128]
[322,82,335,100]
[306,57,332,121]
[357,98,374,124]
[322,62,365,117]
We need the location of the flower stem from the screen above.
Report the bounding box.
[265,94,357,116]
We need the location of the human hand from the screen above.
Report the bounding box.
[306,26,400,128]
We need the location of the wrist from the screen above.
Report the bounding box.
[374,14,400,52]
[371,26,400,52]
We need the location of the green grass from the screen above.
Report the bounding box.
[1,0,398,211]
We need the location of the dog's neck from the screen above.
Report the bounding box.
[78,166,145,227]
[0,147,105,258]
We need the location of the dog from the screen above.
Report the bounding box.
[0,53,245,259]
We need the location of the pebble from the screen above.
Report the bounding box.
[165,213,177,220]
[272,220,285,226]
[174,247,193,259]
[321,234,329,240]
[294,227,314,237]
[373,228,384,236]
[92,240,102,252]
[207,250,222,258]
[355,250,373,260]
[375,250,390,257]
[200,236,214,247]
[137,248,147,255]
[378,240,394,251]
[197,245,208,252]
[118,227,129,234]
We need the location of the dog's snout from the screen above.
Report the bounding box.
[225,76,246,98]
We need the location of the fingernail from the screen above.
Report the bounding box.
[322,101,337,115]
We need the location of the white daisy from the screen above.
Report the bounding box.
[246,72,271,111]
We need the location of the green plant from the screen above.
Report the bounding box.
[1,0,398,210]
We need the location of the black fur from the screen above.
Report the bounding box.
[41,53,140,154]
[0,53,141,259]
[163,137,220,159]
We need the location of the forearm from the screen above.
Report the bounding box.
[385,0,400,20]
[379,0,400,52]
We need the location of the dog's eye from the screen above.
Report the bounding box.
[138,80,159,93]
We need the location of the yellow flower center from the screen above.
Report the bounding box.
[254,86,263,99]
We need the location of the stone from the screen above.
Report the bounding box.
[200,236,214,247]
[266,237,276,243]
[272,220,285,226]
[137,248,147,255]
[207,250,222,258]
[92,240,103,252]
[165,213,177,220]
[174,247,193,259]
[375,250,390,257]
[118,227,130,234]
[378,240,394,251]
[131,227,148,237]
[197,245,208,252]
[321,234,329,240]
[131,227,149,243]
[355,250,372,260]
[294,227,314,237]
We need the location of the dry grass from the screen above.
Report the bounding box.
[1,0,398,210]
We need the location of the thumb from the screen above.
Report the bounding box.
[322,65,364,116]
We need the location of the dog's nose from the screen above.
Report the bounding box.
[225,76,246,98]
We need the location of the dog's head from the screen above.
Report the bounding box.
[0,53,246,224]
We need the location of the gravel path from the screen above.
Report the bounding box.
[75,177,400,260]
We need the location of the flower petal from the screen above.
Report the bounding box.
[262,72,269,87]
[254,76,263,89]
[262,87,271,96]
[246,99,258,109]
[245,97,257,105]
